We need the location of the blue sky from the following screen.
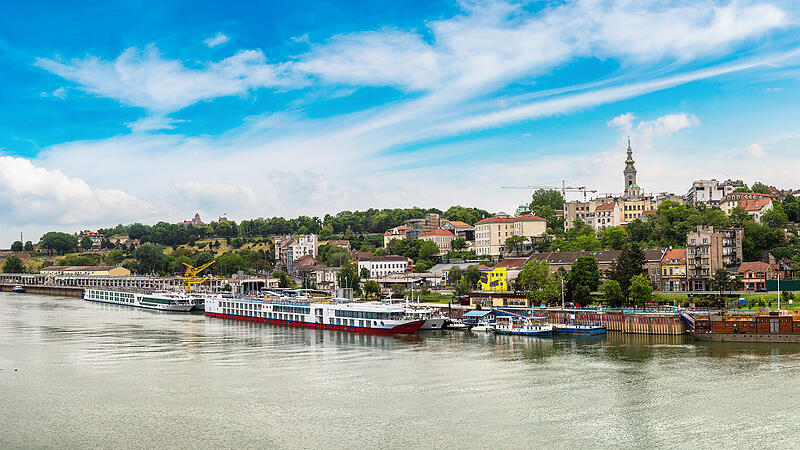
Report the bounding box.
[1,0,800,244]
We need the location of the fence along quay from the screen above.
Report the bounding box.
[493,307,687,335]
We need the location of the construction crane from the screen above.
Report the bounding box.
[501,180,597,201]
[182,260,215,294]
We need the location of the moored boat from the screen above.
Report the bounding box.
[84,289,194,312]
[11,285,25,293]
[493,316,553,337]
[553,322,607,336]
[205,296,425,334]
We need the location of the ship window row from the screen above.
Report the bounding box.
[335,310,401,320]
[274,305,310,315]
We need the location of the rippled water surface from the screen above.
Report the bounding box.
[2,293,800,449]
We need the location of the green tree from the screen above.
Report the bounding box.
[454,279,471,296]
[447,266,463,286]
[451,237,467,251]
[601,227,628,250]
[751,182,770,194]
[530,188,565,210]
[573,284,592,306]
[24,241,33,252]
[606,242,646,297]
[39,232,78,255]
[2,256,25,273]
[569,255,601,292]
[728,206,751,228]
[390,283,405,298]
[363,280,381,298]
[80,236,93,251]
[505,235,527,256]
[133,242,167,274]
[418,240,439,260]
[516,259,559,303]
[230,237,244,249]
[272,270,292,288]
[360,267,370,279]
[463,265,482,288]
[762,204,788,229]
[628,274,653,306]
[601,280,624,307]
[336,263,361,291]
[216,252,247,276]
[710,268,736,297]
[10,241,23,252]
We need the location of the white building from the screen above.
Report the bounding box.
[686,179,743,205]
[290,234,318,261]
[358,256,409,278]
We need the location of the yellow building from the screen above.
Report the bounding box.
[478,267,508,291]
[40,265,131,276]
[444,266,508,291]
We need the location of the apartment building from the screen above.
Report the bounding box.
[686,226,743,291]
[357,255,409,278]
[474,213,546,257]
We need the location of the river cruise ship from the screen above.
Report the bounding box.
[205,296,425,334]
[84,289,195,312]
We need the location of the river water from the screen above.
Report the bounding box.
[2,292,800,449]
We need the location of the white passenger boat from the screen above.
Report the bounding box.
[205,296,425,334]
[493,317,553,337]
[11,285,25,293]
[83,289,194,312]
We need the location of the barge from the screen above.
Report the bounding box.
[690,310,800,343]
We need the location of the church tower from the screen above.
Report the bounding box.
[623,136,641,198]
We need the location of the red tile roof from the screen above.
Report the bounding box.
[738,197,772,212]
[663,248,686,263]
[384,226,409,235]
[419,229,454,237]
[737,261,770,274]
[445,220,471,228]
[495,257,528,269]
[595,202,615,211]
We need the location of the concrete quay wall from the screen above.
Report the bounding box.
[0,284,84,297]
[544,310,685,335]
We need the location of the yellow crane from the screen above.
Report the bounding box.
[182,260,215,294]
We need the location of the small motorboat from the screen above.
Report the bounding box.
[446,319,471,330]
[470,320,495,332]
[11,285,25,293]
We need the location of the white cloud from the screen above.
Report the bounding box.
[607,113,636,133]
[35,44,298,113]
[125,116,184,132]
[0,155,156,226]
[636,113,700,138]
[52,87,67,99]
[203,32,230,48]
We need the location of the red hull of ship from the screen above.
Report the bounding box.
[206,312,425,334]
